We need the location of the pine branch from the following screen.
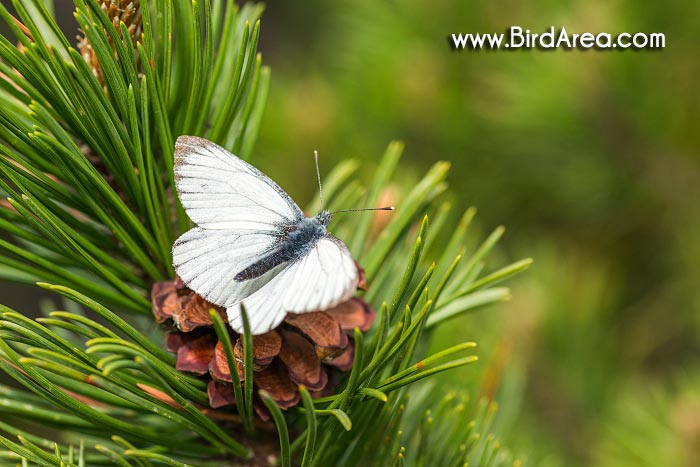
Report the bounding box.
[0,1,532,466]
[0,0,267,311]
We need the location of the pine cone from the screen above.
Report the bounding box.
[151,274,374,418]
[77,0,143,86]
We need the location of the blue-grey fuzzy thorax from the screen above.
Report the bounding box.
[233,211,333,281]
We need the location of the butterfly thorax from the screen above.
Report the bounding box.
[285,217,327,249]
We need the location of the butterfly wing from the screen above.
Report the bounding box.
[173,136,301,308]
[174,135,303,230]
[173,227,286,307]
[227,236,359,334]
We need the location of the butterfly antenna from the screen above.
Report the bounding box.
[314,150,324,211]
[331,206,395,214]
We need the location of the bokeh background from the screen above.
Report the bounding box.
[1,1,698,466]
[252,1,700,466]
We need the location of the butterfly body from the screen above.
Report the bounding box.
[172,136,359,334]
[234,212,333,282]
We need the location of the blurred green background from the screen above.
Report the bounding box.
[253,1,700,466]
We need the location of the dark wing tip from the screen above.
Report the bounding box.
[174,136,218,171]
[175,134,213,151]
[174,135,195,163]
[175,135,205,146]
[175,136,229,162]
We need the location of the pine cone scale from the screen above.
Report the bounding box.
[151,277,375,414]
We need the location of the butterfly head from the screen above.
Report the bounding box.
[314,209,333,227]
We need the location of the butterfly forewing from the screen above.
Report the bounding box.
[175,136,303,230]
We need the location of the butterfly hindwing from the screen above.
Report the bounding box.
[173,227,283,307]
[227,236,358,334]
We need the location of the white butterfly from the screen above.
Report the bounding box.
[172,136,363,335]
